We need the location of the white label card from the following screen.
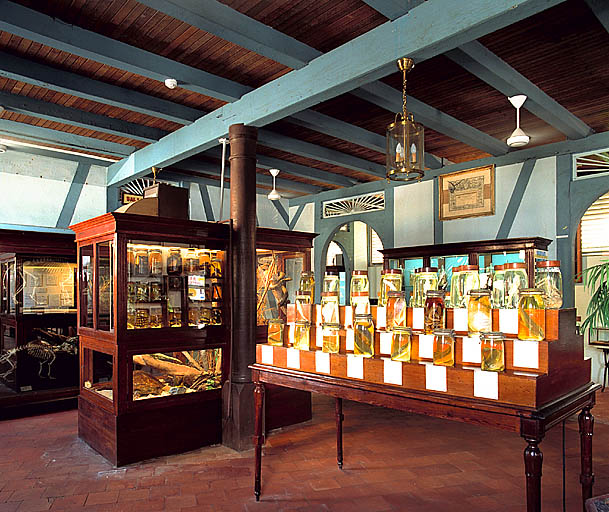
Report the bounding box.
[347,354,364,379]
[462,335,481,364]
[316,326,323,348]
[315,305,322,325]
[261,345,274,365]
[418,334,434,359]
[474,369,499,400]
[380,332,393,355]
[383,358,402,385]
[376,307,386,329]
[513,339,539,369]
[315,351,330,374]
[453,308,468,332]
[412,308,424,330]
[346,329,354,351]
[286,348,301,369]
[288,323,295,345]
[425,364,447,392]
[499,309,518,334]
[344,307,354,327]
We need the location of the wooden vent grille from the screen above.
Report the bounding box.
[322,192,385,219]
[581,191,609,255]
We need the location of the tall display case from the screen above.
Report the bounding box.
[256,227,317,431]
[0,229,78,414]
[70,213,230,466]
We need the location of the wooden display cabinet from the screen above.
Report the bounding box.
[0,229,78,415]
[70,213,231,466]
[256,227,317,431]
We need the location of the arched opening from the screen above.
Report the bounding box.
[322,220,384,305]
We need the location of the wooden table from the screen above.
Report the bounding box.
[251,363,599,512]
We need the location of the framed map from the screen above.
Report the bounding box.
[439,165,495,221]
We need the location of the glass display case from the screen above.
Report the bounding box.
[0,230,78,411]
[70,213,230,466]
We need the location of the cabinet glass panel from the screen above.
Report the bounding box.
[96,242,113,331]
[132,348,222,400]
[127,241,224,330]
[82,348,114,402]
[0,262,9,314]
[22,259,76,314]
[0,324,16,386]
[80,246,94,328]
[256,249,305,325]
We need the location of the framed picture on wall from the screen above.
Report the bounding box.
[439,164,495,221]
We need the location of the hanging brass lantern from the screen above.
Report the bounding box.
[386,58,425,181]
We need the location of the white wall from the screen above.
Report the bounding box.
[394,180,434,246]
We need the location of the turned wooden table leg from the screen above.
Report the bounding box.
[524,436,543,512]
[335,397,344,469]
[253,382,265,501]
[579,406,595,510]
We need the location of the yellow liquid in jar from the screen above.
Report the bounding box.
[267,323,284,346]
[481,344,505,372]
[322,331,339,353]
[293,324,310,350]
[354,321,374,357]
[468,295,491,333]
[391,332,411,362]
[433,338,454,366]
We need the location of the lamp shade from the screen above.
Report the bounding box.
[386,115,425,181]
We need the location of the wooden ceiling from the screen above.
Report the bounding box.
[0,0,607,196]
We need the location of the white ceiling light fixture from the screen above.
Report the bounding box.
[0,144,7,153]
[267,168,281,201]
[507,94,530,148]
[164,78,178,89]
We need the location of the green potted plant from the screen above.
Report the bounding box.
[580,259,609,341]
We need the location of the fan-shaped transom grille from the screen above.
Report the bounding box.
[322,192,385,219]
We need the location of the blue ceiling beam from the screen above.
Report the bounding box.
[0,90,167,143]
[0,119,136,157]
[107,0,562,187]
[2,143,113,166]
[585,0,609,33]
[137,0,320,70]
[256,131,386,178]
[446,42,593,139]
[352,82,508,156]
[0,52,200,125]
[0,1,249,103]
[360,0,426,20]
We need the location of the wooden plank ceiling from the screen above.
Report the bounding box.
[0,0,607,196]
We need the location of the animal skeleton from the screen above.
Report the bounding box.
[0,336,77,380]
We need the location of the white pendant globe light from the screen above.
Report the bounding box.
[267,168,281,200]
[507,94,530,147]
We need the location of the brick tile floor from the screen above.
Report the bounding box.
[2,393,609,511]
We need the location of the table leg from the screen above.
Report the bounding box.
[253,382,265,502]
[579,406,595,509]
[524,436,543,512]
[335,397,344,469]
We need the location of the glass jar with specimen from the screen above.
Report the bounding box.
[149,248,163,277]
[321,291,340,325]
[480,331,505,372]
[535,260,563,309]
[322,324,340,353]
[184,249,199,274]
[299,271,315,303]
[449,266,463,308]
[167,249,183,275]
[413,267,438,307]
[491,264,505,308]
[293,321,311,350]
[323,271,340,293]
[504,263,528,309]
[350,270,370,314]
[211,255,223,278]
[198,251,211,276]
[433,328,455,366]
[391,326,412,362]
[354,313,374,357]
[379,269,403,307]
[267,318,285,346]
[467,289,492,334]
[386,290,406,330]
[134,248,149,277]
[518,288,545,341]
[424,290,445,334]
[295,289,312,322]
[459,265,480,308]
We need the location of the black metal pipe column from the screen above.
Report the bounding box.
[222,123,258,450]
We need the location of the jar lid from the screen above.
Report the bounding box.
[301,271,314,276]
[425,289,444,297]
[468,288,491,296]
[393,326,412,333]
[321,291,339,297]
[295,320,311,326]
[461,265,479,271]
[452,265,463,272]
[433,328,455,336]
[387,290,405,297]
[268,318,285,324]
[504,262,526,269]
[494,264,505,271]
[382,269,402,275]
[325,270,339,276]
[414,267,438,273]
[354,313,372,318]
[520,288,543,295]
[352,270,368,275]
[322,323,341,329]
[480,331,505,340]
[536,260,560,268]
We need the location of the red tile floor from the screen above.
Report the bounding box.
[2,392,609,512]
